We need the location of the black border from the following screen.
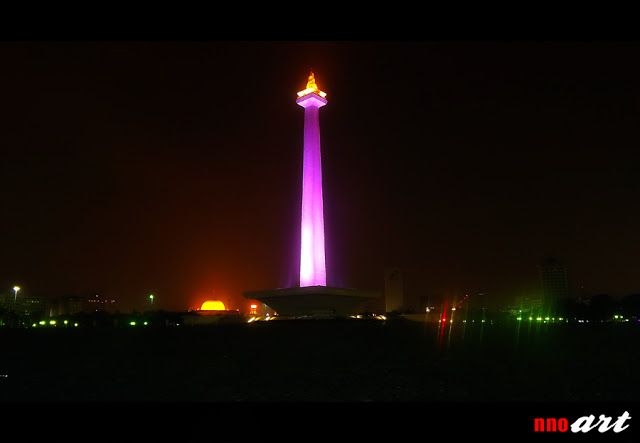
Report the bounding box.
[0,402,636,441]
[1,5,639,41]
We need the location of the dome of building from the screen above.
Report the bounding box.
[200,300,226,311]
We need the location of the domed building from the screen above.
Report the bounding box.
[180,299,244,326]
[200,300,226,311]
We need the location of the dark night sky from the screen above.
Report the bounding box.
[1,41,639,311]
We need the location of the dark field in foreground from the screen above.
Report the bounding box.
[1,320,638,401]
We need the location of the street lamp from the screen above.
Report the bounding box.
[149,294,154,305]
[13,286,20,303]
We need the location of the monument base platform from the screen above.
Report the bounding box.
[243,286,381,317]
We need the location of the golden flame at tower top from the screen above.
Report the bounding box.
[306,71,318,90]
[297,71,327,99]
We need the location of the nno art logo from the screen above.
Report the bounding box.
[534,411,631,434]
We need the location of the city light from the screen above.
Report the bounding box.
[129,321,136,326]
[149,294,154,305]
[31,323,36,327]
[39,320,45,325]
[13,286,20,303]
[74,323,78,327]
[64,320,68,325]
[143,321,148,326]
[49,320,56,325]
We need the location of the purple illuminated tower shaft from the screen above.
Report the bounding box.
[296,87,328,287]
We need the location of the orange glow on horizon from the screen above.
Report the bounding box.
[200,300,226,311]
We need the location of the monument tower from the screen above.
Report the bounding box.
[297,71,328,287]
[244,71,379,317]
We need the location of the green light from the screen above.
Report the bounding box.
[49,320,56,325]
[529,317,533,321]
[536,317,542,321]
[143,321,148,326]
[481,319,486,323]
[129,321,136,326]
[64,320,68,325]
[39,320,45,325]
[516,317,522,321]
[544,317,550,321]
[559,317,564,321]
[32,323,37,327]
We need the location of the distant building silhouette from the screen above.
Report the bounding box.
[384,268,404,313]
[49,294,117,316]
[18,296,46,316]
[539,257,569,311]
[50,296,86,316]
[513,295,543,314]
[0,291,46,316]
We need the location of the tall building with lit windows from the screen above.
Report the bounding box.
[539,258,569,309]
